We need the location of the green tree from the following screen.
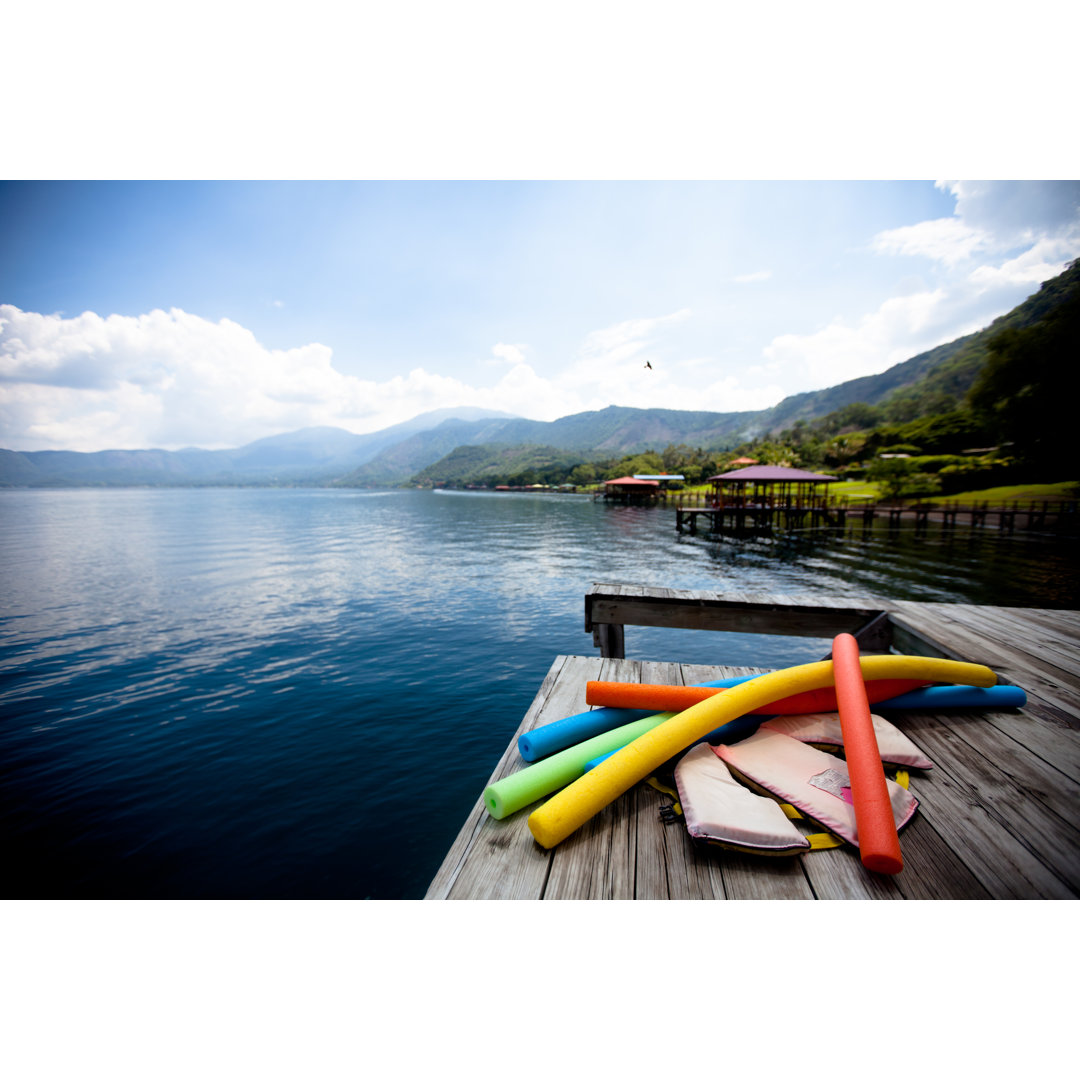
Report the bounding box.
[866,457,941,502]
[966,271,1079,471]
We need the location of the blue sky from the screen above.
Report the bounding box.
[3,179,1079,451]
[2,4,1078,453]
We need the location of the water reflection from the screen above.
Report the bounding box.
[2,487,1077,899]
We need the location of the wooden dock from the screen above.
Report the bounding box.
[426,586,1080,899]
[674,500,1078,537]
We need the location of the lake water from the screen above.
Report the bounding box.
[2,487,1077,899]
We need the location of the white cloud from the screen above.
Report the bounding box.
[577,309,691,367]
[872,217,989,266]
[490,342,527,366]
[874,181,1080,276]
[969,234,1080,288]
[0,306,432,450]
[0,303,788,450]
[761,288,965,391]
[939,180,1080,243]
[733,270,772,283]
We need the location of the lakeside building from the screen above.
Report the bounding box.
[603,475,661,503]
[706,464,838,513]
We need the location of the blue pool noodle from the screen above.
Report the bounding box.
[876,684,1026,710]
[517,676,759,761]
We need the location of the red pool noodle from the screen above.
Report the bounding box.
[584,678,929,715]
[832,633,904,874]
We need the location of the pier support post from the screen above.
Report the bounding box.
[593,622,625,659]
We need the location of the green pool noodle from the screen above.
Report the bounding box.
[483,712,674,819]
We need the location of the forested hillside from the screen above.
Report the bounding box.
[413,260,1080,492]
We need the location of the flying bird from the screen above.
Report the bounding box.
[644,361,652,370]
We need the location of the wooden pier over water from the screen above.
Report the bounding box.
[427,584,1080,900]
[675,500,1078,537]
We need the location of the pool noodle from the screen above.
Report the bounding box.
[585,678,929,715]
[527,655,997,849]
[876,684,1026,709]
[484,712,674,819]
[516,676,757,761]
[832,634,904,874]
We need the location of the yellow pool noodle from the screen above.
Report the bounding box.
[527,654,996,849]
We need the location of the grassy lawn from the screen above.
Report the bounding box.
[830,480,879,501]
[831,479,1079,505]
[932,481,1079,504]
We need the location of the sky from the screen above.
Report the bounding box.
[3,179,1079,452]
[2,5,1078,454]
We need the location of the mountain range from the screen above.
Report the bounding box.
[3,262,1076,489]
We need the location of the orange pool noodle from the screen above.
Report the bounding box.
[585,678,930,715]
[832,634,904,875]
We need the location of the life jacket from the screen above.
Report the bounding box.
[761,711,934,770]
[670,713,927,856]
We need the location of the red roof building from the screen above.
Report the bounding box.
[603,475,661,503]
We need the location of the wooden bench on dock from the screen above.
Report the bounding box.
[426,585,1080,899]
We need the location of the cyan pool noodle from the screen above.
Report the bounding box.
[517,708,649,762]
[516,676,758,762]
[485,712,674,819]
[877,684,1026,710]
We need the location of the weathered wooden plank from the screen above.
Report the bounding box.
[802,844,903,900]
[1014,607,1080,635]
[895,742,1076,899]
[1010,695,1080,735]
[886,810,993,900]
[543,795,631,899]
[958,602,1080,638]
[899,712,1080,893]
[676,661,771,684]
[891,601,1076,669]
[943,605,1080,679]
[711,847,816,900]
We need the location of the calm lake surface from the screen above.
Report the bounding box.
[2,487,1077,898]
